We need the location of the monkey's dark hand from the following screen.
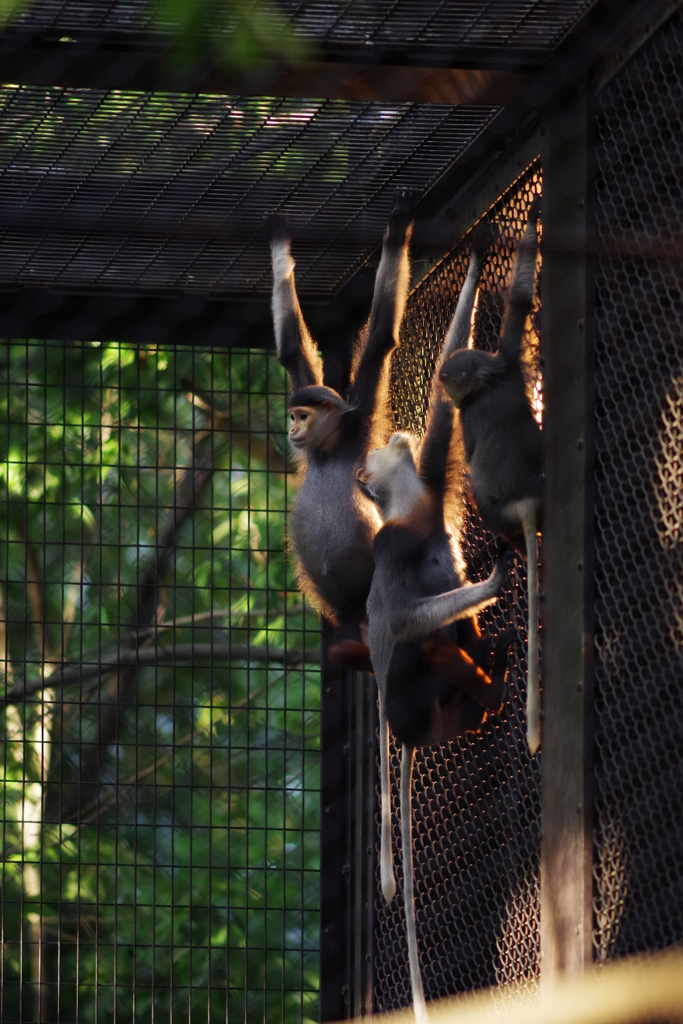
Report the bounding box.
[493,627,517,654]
[264,212,292,245]
[497,539,517,569]
[528,194,542,225]
[472,220,499,257]
[385,187,420,245]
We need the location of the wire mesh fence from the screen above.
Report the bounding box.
[0,340,320,1022]
[373,164,543,1012]
[593,11,683,963]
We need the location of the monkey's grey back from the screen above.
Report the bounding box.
[462,373,543,537]
[368,525,460,698]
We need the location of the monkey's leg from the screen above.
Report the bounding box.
[392,552,511,642]
[520,506,540,754]
[401,744,428,1024]
[327,639,373,674]
[420,632,503,709]
[379,689,396,903]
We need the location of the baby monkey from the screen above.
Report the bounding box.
[357,223,512,1020]
[439,195,543,753]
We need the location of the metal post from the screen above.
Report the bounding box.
[540,84,595,977]
[319,622,376,1020]
[351,671,375,1019]
[320,622,353,1021]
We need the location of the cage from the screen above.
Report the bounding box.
[0,2,681,1023]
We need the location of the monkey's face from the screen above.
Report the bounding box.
[356,434,415,501]
[289,402,341,452]
[440,351,482,407]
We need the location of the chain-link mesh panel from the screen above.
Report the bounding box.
[593,13,683,963]
[373,164,543,1011]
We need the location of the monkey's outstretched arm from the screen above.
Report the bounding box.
[401,744,428,1024]
[349,190,415,423]
[439,221,496,365]
[268,215,324,394]
[389,557,508,643]
[417,388,454,498]
[498,195,541,367]
[418,224,495,494]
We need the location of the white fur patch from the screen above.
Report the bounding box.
[363,438,426,520]
[270,242,297,349]
[270,239,294,284]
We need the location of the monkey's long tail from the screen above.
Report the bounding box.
[520,505,540,755]
[379,693,396,903]
[401,744,428,1024]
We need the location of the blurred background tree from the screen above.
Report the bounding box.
[0,340,320,1022]
[0,0,312,67]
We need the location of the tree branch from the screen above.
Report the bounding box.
[3,642,320,706]
[183,385,287,472]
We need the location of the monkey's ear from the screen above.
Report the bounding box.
[321,400,337,413]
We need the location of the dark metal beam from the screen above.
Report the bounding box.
[0,272,373,375]
[540,82,595,978]
[0,288,273,348]
[0,29,528,103]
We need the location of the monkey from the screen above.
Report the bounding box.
[439,195,543,754]
[267,191,415,661]
[355,224,513,1022]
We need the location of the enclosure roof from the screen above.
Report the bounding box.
[11,1,596,63]
[0,0,604,343]
[0,88,498,299]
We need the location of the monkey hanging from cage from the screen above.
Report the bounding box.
[267,190,418,664]
[356,223,514,1023]
[439,194,543,754]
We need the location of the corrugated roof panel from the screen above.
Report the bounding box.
[14,0,597,55]
[0,86,499,296]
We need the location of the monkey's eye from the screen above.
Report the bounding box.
[300,413,308,422]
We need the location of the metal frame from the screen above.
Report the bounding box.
[541,84,595,976]
[319,635,375,1021]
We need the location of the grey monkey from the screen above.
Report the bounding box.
[439,196,543,753]
[268,192,415,655]
[356,225,512,1022]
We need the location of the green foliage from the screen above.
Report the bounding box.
[0,0,24,26]
[154,0,312,72]
[0,340,320,1022]
[0,86,351,187]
